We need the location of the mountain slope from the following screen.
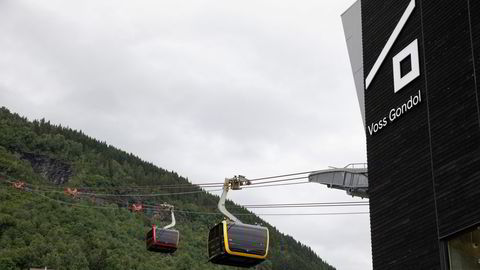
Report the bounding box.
[0,107,335,270]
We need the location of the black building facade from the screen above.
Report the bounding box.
[361,0,480,269]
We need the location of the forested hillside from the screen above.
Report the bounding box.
[0,107,335,270]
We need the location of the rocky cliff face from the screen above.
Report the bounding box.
[21,152,72,184]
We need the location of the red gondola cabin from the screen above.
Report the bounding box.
[146,224,179,253]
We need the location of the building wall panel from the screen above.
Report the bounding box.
[363,0,441,268]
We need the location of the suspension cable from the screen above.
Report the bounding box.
[2,178,314,197]
[4,183,368,214]
[0,169,321,190]
[248,170,321,182]
[244,181,312,189]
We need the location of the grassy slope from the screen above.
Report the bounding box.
[0,107,335,270]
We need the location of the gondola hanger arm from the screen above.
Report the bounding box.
[218,175,251,224]
[158,203,176,229]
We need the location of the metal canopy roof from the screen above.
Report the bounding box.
[308,164,368,198]
[341,0,365,127]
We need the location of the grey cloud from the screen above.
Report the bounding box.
[0,0,370,269]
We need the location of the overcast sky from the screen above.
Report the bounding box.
[0,0,370,269]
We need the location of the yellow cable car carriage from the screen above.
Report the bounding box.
[208,176,269,268]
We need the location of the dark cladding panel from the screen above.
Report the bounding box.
[470,1,480,129]
[422,0,480,238]
[362,1,408,75]
[362,0,440,268]
[363,0,480,269]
